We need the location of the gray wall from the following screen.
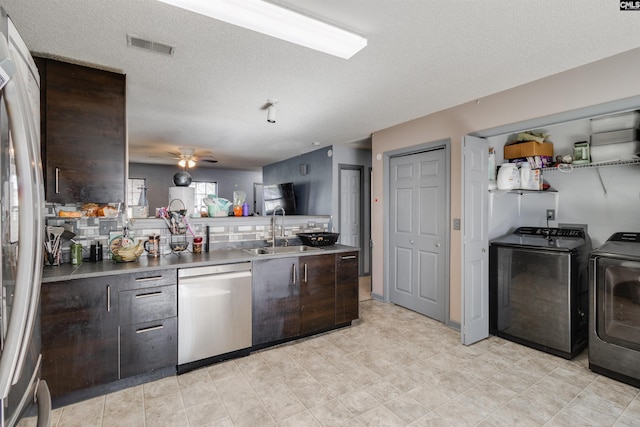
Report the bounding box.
[129,163,262,214]
[263,144,372,274]
[332,144,372,274]
[262,147,333,215]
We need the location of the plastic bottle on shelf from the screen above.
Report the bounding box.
[496,163,520,190]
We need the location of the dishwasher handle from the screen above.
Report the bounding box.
[179,262,251,279]
[179,270,252,285]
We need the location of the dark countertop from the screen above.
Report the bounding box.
[41,244,359,283]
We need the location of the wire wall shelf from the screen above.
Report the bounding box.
[542,158,640,172]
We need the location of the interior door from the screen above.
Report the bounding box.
[339,167,361,248]
[462,135,489,345]
[389,148,446,321]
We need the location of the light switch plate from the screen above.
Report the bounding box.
[453,218,461,230]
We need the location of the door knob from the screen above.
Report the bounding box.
[410,240,415,245]
[435,243,440,248]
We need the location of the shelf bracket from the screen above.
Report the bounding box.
[595,167,607,197]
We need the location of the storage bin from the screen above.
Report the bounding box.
[504,141,553,160]
[590,140,640,162]
[591,129,640,162]
[590,111,640,134]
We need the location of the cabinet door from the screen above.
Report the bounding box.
[120,317,177,378]
[119,285,177,326]
[41,278,119,398]
[336,252,359,324]
[42,58,126,203]
[252,257,299,346]
[300,254,336,335]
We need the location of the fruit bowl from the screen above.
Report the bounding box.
[112,241,144,262]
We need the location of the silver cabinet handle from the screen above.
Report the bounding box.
[107,285,111,312]
[340,255,356,260]
[410,240,415,245]
[292,264,297,285]
[135,291,162,299]
[435,243,440,248]
[304,263,308,282]
[135,275,164,282]
[135,325,164,334]
[54,167,60,194]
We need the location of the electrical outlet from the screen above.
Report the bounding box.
[99,220,117,235]
[546,209,556,221]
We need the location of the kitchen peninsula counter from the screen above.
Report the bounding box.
[41,244,358,283]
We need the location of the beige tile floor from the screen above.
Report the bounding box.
[359,276,372,302]
[24,299,640,427]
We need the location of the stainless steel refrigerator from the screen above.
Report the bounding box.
[0,6,50,427]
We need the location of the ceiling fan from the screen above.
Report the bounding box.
[170,146,218,168]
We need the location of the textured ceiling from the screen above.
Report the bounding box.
[4,0,640,170]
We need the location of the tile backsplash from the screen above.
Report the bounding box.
[45,203,330,263]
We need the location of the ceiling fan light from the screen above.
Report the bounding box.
[178,159,186,167]
[155,0,367,59]
[188,159,196,168]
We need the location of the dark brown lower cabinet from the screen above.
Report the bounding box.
[119,317,177,378]
[300,254,336,335]
[117,270,177,379]
[41,278,119,398]
[41,270,178,399]
[252,252,359,347]
[252,257,300,346]
[336,252,359,324]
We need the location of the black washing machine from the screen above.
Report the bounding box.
[489,227,591,359]
[589,232,640,388]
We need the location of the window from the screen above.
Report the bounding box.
[190,181,218,213]
[127,178,146,206]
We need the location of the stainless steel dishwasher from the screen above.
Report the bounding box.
[178,262,252,371]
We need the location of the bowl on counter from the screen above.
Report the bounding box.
[296,232,340,247]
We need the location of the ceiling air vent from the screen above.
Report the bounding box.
[126,35,175,56]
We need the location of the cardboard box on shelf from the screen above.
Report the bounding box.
[504,141,554,160]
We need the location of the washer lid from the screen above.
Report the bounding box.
[593,232,640,258]
[490,227,586,251]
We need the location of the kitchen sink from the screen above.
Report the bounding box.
[243,245,324,256]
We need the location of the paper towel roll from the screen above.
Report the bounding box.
[168,187,195,216]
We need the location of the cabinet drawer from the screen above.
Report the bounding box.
[120,317,177,379]
[119,285,177,325]
[117,269,177,292]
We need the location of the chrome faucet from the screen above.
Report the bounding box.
[271,206,285,248]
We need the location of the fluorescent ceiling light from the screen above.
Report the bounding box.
[156,0,367,59]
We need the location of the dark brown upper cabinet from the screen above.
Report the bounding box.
[36,57,126,204]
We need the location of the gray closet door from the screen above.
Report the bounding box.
[389,147,446,321]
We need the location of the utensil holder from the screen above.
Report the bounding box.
[168,233,188,256]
